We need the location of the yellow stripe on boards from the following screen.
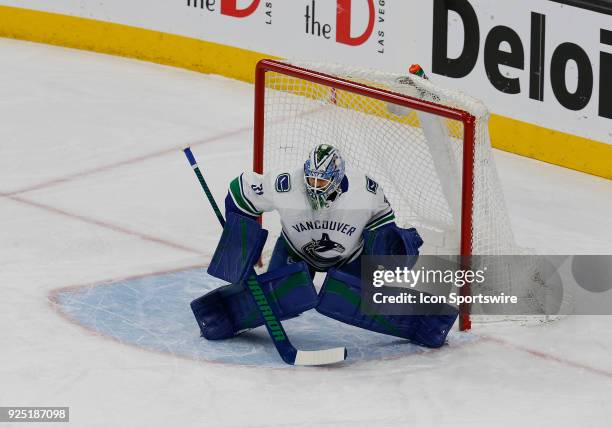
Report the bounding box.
[490,115,612,180]
[0,5,274,83]
[0,5,610,179]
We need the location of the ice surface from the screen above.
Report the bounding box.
[1,38,611,427]
[52,268,476,368]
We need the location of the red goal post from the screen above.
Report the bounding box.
[252,59,479,331]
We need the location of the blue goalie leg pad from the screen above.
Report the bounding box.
[316,269,458,348]
[192,262,319,340]
[207,212,268,284]
[190,286,235,340]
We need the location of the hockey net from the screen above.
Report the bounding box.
[253,59,566,330]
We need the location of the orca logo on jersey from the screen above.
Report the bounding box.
[302,233,345,265]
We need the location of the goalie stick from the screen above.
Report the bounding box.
[183,147,347,366]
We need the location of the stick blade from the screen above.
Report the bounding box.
[294,347,347,366]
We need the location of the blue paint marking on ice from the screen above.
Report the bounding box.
[54,268,475,367]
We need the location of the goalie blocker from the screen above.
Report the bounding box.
[192,212,457,348]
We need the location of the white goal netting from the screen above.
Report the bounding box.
[260,61,514,255]
[256,60,570,324]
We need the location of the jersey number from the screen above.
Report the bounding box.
[251,184,264,195]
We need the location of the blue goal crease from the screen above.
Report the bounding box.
[53,268,475,368]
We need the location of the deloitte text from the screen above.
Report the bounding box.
[432,0,612,118]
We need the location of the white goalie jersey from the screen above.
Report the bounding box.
[228,167,396,271]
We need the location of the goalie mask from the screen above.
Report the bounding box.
[303,144,345,210]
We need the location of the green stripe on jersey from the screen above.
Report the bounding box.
[366,212,396,230]
[365,209,393,228]
[365,208,392,228]
[229,177,261,216]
